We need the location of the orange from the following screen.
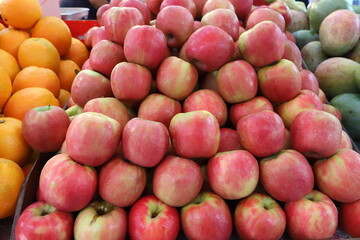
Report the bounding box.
[58,89,71,108]
[62,37,90,68]
[3,87,60,120]
[12,66,61,98]
[18,37,61,73]
[0,66,12,112]
[0,0,42,30]
[31,16,72,56]
[57,59,80,92]
[0,27,30,58]
[0,158,25,219]
[0,48,21,82]
[0,117,32,166]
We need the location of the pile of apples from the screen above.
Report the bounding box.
[14,0,360,239]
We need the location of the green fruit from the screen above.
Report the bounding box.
[292,29,319,50]
[355,67,360,90]
[308,0,353,32]
[286,10,309,32]
[301,41,328,72]
[330,93,360,141]
[353,5,360,14]
[346,41,360,63]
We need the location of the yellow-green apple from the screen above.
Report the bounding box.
[236,110,287,157]
[216,60,258,104]
[89,40,126,77]
[202,0,235,16]
[73,201,127,240]
[239,21,285,68]
[128,195,180,240]
[282,39,302,69]
[218,127,243,152]
[145,0,162,15]
[156,56,198,101]
[228,0,252,20]
[83,97,130,128]
[339,130,353,149]
[102,7,144,45]
[22,105,70,153]
[234,193,286,240]
[290,109,342,159]
[118,0,151,25]
[180,192,233,240]
[201,8,240,41]
[65,104,83,121]
[15,201,74,240]
[71,69,113,107]
[257,59,301,104]
[39,154,97,212]
[96,3,111,25]
[99,157,146,207]
[260,149,314,202]
[339,199,360,237]
[138,93,182,128]
[300,69,320,94]
[159,0,196,18]
[183,89,228,126]
[124,25,167,69]
[122,117,169,167]
[193,0,207,19]
[207,150,259,200]
[155,6,194,48]
[284,190,338,239]
[275,90,324,129]
[66,112,122,167]
[184,25,235,72]
[169,110,220,159]
[269,0,292,27]
[313,149,360,203]
[245,7,286,32]
[110,62,152,107]
[153,155,203,207]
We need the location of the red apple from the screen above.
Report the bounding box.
[84,26,99,48]
[159,0,197,18]
[15,201,74,240]
[22,105,70,152]
[269,0,292,27]
[96,4,111,25]
[282,39,302,70]
[234,193,286,240]
[118,0,151,25]
[260,149,314,202]
[202,0,235,17]
[218,127,243,152]
[323,103,342,122]
[339,199,360,237]
[284,190,338,239]
[110,0,122,7]
[66,112,122,167]
[181,192,233,240]
[145,0,162,15]
[228,0,252,20]
[199,71,219,93]
[74,201,127,240]
[318,88,328,103]
[39,154,97,212]
[122,117,170,167]
[339,130,353,149]
[128,195,180,240]
[153,155,203,207]
[91,26,110,47]
[193,0,207,19]
[300,69,320,94]
[284,30,296,43]
[246,7,286,32]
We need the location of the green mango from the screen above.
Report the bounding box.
[286,10,309,32]
[295,1,307,12]
[301,41,328,72]
[330,93,360,141]
[292,29,319,50]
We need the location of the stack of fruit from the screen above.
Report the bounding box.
[6,0,360,239]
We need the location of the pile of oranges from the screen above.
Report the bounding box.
[0,0,89,219]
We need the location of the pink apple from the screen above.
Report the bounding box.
[39,154,97,212]
[318,88,328,103]
[185,25,235,72]
[91,26,110,47]
[169,110,220,159]
[84,26,99,48]
[246,7,286,32]
[156,56,198,100]
[269,0,292,27]
[282,39,302,70]
[300,69,320,94]
[109,0,122,7]
[193,0,207,19]
[257,59,301,104]
[128,195,180,240]
[181,192,233,240]
[339,130,353,149]
[99,157,146,207]
[110,61,152,107]
[228,0,252,20]
[81,59,91,70]
[229,96,273,127]
[290,109,342,159]
[237,110,286,157]
[71,69,113,107]
[15,201,74,240]
[218,127,243,152]
[323,103,342,122]
[284,190,338,239]
[183,89,228,126]
[239,21,285,68]
[124,25,168,69]
[145,0,162,15]
[122,117,170,167]
[284,30,296,43]
[339,199,360,237]
[96,4,111,25]
[207,150,259,200]
[202,0,235,17]
[22,105,70,152]
[153,155,203,207]
[118,0,151,25]
[66,112,122,166]
[74,201,127,240]
[260,149,314,202]
[216,60,258,104]
[159,0,197,18]
[313,149,360,203]
[156,5,194,48]
[234,193,286,240]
